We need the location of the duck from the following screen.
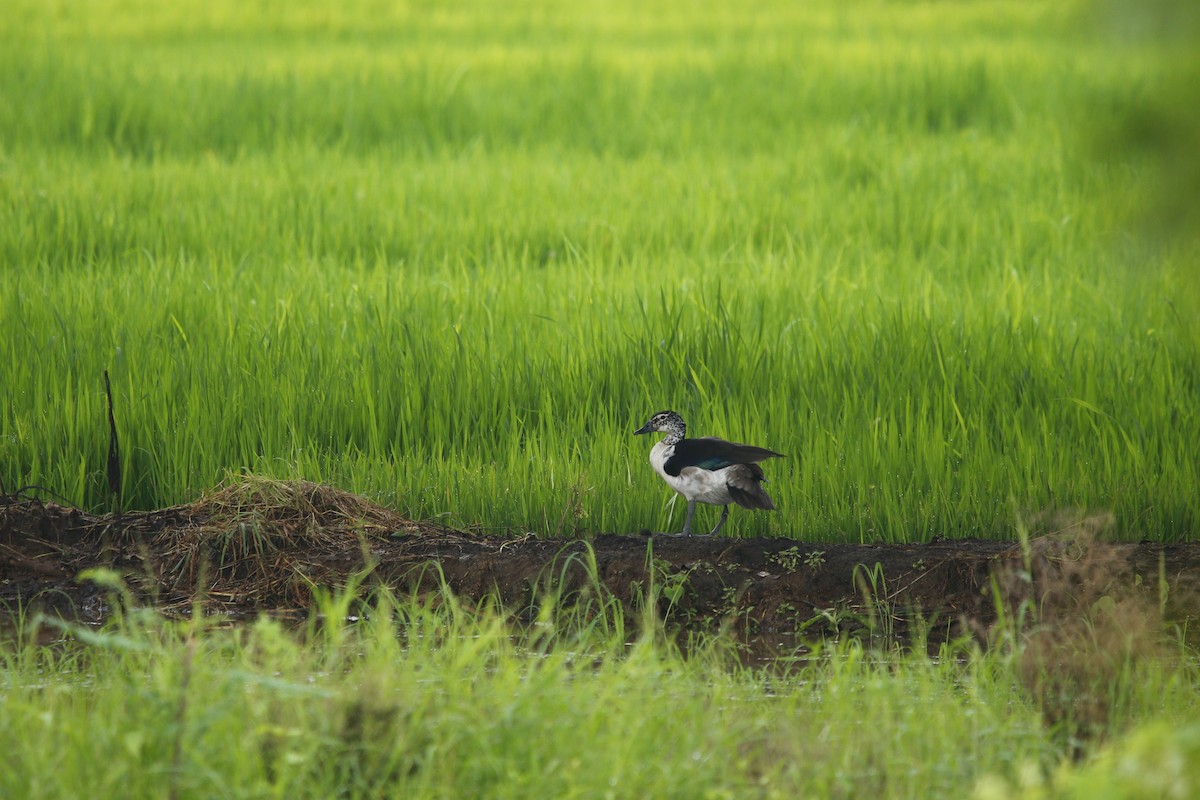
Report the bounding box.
[634,410,784,536]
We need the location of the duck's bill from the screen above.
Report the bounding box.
[633,421,654,435]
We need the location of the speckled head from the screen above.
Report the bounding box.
[633,410,687,444]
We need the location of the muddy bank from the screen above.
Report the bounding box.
[3,480,1198,647]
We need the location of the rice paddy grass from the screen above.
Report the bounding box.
[2,0,1198,541]
[4,6,1199,797]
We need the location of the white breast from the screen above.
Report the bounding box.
[649,441,735,506]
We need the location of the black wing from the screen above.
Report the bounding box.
[663,437,783,477]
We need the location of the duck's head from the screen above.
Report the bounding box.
[634,410,686,441]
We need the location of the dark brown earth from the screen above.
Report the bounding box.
[3,479,1198,649]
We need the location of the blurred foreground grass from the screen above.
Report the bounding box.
[2,572,1197,799]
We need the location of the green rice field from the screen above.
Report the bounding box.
[2,0,1198,542]
[3,2,1200,796]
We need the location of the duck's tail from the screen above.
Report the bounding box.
[725,463,776,510]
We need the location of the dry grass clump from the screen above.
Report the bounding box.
[150,477,419,605]
[996,512,1169,754]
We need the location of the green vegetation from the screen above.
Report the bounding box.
[3,4,1196,795]
[977,722,1200,799]
[1,578,1195,799]
[1,2,1197,542]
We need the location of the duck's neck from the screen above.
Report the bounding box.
[661,427,685,446]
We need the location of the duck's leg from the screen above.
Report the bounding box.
[680,500,697,536]
[708,505,730,536]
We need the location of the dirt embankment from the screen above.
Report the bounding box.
[3,479,1198,648]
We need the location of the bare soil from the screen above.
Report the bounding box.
[3,480,1198,649]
